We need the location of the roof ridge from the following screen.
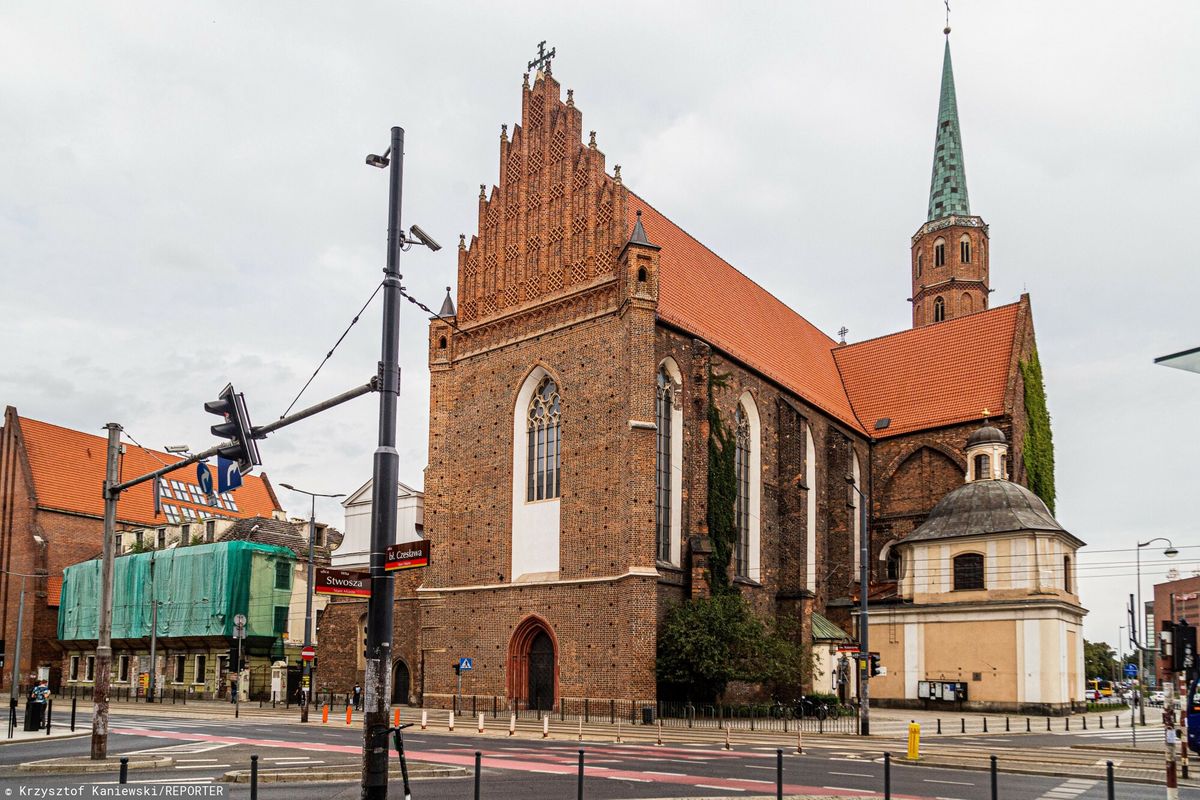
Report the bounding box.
[627,189,838,347]
[21,414,183,465]
[836,301,1020,353]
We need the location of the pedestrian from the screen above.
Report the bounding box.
[29,680,49,729]
[352,683,362,711]
[229,675,238,704]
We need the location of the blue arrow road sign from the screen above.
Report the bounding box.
[217,456,243,494]
[1124,663,1138,678]
[458,658,474,671]
[197,462,215,499]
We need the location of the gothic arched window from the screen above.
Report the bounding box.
[962,292,973,315]
[655,367,674,562]
[953,553,985,591]
[915,252,923,279]
[734,404,751,578]
[527,376,561,501]
[960,235,971,263]
[934,296,946,322]
[934,238,946,267]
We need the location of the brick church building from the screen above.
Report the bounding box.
[320,36,1054,709]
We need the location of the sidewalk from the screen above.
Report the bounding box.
[0,726,87,745]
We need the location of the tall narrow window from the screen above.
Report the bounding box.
[934,296,946,322]
[1063,555,1072,593]
[915,252,923,279]
[734,404,751,578]
[655,367,673,562]
[953,553,985,591]
[962,292,973,314]
[974,454,990,480]
[934,238,946,267]
[960,235,971,263]
[526,376,561,501]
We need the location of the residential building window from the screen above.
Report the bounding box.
[273,606,289,636]
[655,366,674,563]
[526,376,561,501]
[960,235,971,263]
[70,656,80,681]
[205,520,215,543]
[135,530,144,549]
[181,523,191,541]
[933,296,946,322]
[182,506,198,522]
[118,655,130,682]
[275,561,292,590]
[934,238,946,267]
[163,504,180,524]
[194,655,207,685]
[953,553,985,591]
[157,528,167,549]
[114,534,123,554]
[974,454,990,480]
[1064,555,1072,593]
[188,484,206,504]
[174,655,186,683]
[85,656,96,682]
[158,478,172,499]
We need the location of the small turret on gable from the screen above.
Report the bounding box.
[620,208,661,306]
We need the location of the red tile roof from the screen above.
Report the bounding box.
[833,303,1021,438]
[627,191,1023,440]
[630,193,864,432]
[17,416,282,526]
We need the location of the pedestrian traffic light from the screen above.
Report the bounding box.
[452,662,462,676]
[204,383,261,475]
[869,653,882,677]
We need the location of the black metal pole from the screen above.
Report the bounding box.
[884,751,891,799]
[70,697,76,732]
[1106,760,1114,799]
[45,699,51,734]
[251,754,258,800]
[474,751,482,800]
[303,494,315,722]
[361,125,404,800]
[776,748,783,800]
[119,758,128,784]
[990,754,998,800]
[577,749,584,800]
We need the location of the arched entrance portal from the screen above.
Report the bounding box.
[391,660,410,705]
[507,616,558,711]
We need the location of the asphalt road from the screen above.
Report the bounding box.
[0,713,1194,800]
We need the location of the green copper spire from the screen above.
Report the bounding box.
[927,37,970,221]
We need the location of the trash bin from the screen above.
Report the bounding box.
[23,703,44,732]
[641,706,654,726]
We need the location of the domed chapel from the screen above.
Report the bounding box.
[318,31,1073,712]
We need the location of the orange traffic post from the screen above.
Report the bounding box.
[394,707,401,728]
[322,704,329,724]
[346,705,352,725]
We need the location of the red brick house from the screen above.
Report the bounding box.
[0,407,283,690]
[320,40,1053,708]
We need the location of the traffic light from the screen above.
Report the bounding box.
[1175,621,1196,676]
[452,662,462,676]
[204,383,261,475]
[869,653,882,678]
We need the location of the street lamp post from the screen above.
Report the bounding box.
[1136,537,1178,725]
[846,474,870,736]
[280,484,345,723]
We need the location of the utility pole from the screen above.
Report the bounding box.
[280,484,345,723]
[147,553,158,703]
[847,475,870,736]
[361,125,404,800]
[91,422,122,760]
[6,574,26,738]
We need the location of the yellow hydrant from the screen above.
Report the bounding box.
[906,720,921,760]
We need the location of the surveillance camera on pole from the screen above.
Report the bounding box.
[203,383,261,475]
[407,224,441,252]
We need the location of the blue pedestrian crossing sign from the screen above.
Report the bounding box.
[1124,663,1138,678]
[458,657,474,671]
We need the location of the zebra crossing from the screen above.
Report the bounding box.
[1034,777,1097,800]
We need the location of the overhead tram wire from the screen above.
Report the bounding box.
[279,280,385,420]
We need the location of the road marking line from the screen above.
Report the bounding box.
[822,787,873,794]
[924,779,975,786]
[830,771,872,777]
[175,764,230,769]
[643,771,687,776]
[696,786,742,792]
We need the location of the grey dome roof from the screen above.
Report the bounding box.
[966,425,1007,447]
[906,480,1079,544]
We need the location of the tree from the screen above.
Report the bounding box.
[1084,639,1118,682]
[657,593,812,702]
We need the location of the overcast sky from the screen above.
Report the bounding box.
[3,2,1198,649]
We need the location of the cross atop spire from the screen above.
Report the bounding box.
[926,35,971,221]
[528,40,556,75]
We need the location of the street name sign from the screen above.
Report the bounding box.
[385,539,431,571]
[314,567,370,598]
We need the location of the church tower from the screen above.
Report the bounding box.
[910,30,989,328]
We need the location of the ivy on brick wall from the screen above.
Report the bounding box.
[706,370,737,595]
[1020,349,1056,513]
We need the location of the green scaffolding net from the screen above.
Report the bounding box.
[58,541,295,641]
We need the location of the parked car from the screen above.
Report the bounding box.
[1150,691,1166,707]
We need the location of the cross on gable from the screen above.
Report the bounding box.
[837,326,849,344]
[528,40,556,74]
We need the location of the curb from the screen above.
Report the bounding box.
[220,763,467,783]
[901,755,1199,788]
[0,731,89,746]
[17,756,174,774]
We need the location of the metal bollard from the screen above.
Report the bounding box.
[1046,717,1051,731]
[983,717,988,733]
[961,718,965,734]
[46,700,52,735]
[777,748,784,800]
[474,751,481,800]
[119,758,129,784]
[251,754,258,800]
[990,755,997,800]
[1006,716,1010,732]
[1026,717,1030,732]
[884,751,892,799]
[1106,760,1115,800]
[70,697,77,732]
[1065,716,1070,731]
[1100,715,1104,729]
[937,718,941,734]
[1083,716,1088,730]
[577,749,584,800]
